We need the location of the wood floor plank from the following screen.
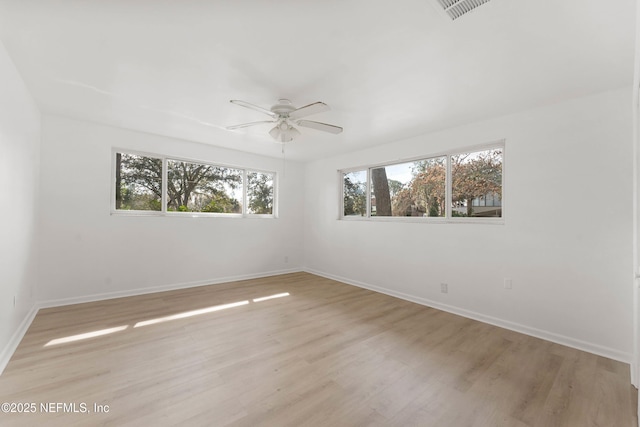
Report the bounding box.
[0,272,636,426]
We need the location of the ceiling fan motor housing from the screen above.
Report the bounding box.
[271,99,296,116]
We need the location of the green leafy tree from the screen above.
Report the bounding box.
[115,153,162,211]
[247,172,274,214]
[343,175,367,216]
[115,153,242,212]
[167,161,241,212]
[387,179,404,199]
[202,191,241,213]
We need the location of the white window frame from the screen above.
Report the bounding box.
[338,140,505,224]
[111,148,277,218]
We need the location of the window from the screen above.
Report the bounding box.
[167,160,243,213]
[247,171,275,215]
[340,143,503,221]
[113,150,276,217]
[115,153,162,211]
[343,170,367,217]
[451,148,502,218]
[370,157,446,217]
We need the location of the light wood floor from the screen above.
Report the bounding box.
[0,272,636,426]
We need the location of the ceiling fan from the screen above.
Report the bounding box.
[227,99,343,143]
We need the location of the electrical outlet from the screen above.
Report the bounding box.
[284,256,289,263]
[504,278,512,289]
[440,283,448,293]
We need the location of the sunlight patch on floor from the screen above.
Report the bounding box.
[43,291,292,347]
[134,300,250,328]
[252,292,290,302]
[44,325,129,347]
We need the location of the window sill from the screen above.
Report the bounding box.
[339,216,504,225]
[111,210,275,219]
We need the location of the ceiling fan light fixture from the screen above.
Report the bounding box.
[288,125,301,138]
[269,126,282,141]
[269,122,300,143]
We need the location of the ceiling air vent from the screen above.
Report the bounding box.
[436,0,492,20]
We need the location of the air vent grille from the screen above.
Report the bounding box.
[437,0,492,20]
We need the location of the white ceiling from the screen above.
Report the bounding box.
[0,0,636,161]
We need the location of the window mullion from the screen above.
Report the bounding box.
[367,168,372,218]
[243,169,248,216]
[446,154,452,219]
[162,157,168,213]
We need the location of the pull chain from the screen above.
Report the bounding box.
[281,143,286,179]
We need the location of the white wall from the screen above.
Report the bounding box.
[38,115,305,304]
[304,87,634,362]
[2,71,633,373]
[0,40,41,370]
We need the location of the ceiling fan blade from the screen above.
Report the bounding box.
[226,120,275,130]
[289,102,330,120]
[230,100,277,117]
[296,120,343,134]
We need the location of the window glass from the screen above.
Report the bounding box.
[451,149,503,217]
[115,153,162,211]
[166,160,243,213]
[343,170,367,217]
[340,143,503,221]
[370,157,446,217]
[247,171,274,215]
[114,151,276,217]
[399,157,446,217]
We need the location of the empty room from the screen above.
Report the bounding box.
[2,0,640,425]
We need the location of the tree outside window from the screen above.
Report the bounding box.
[247,172,274,215]
[343,170,367,217]
[115,152,275,216]
[341,146,503,219]
[451,149,502,217]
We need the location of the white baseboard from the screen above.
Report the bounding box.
[304,268,632,364]
[0,303,39,376]
[38,268,302,309]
